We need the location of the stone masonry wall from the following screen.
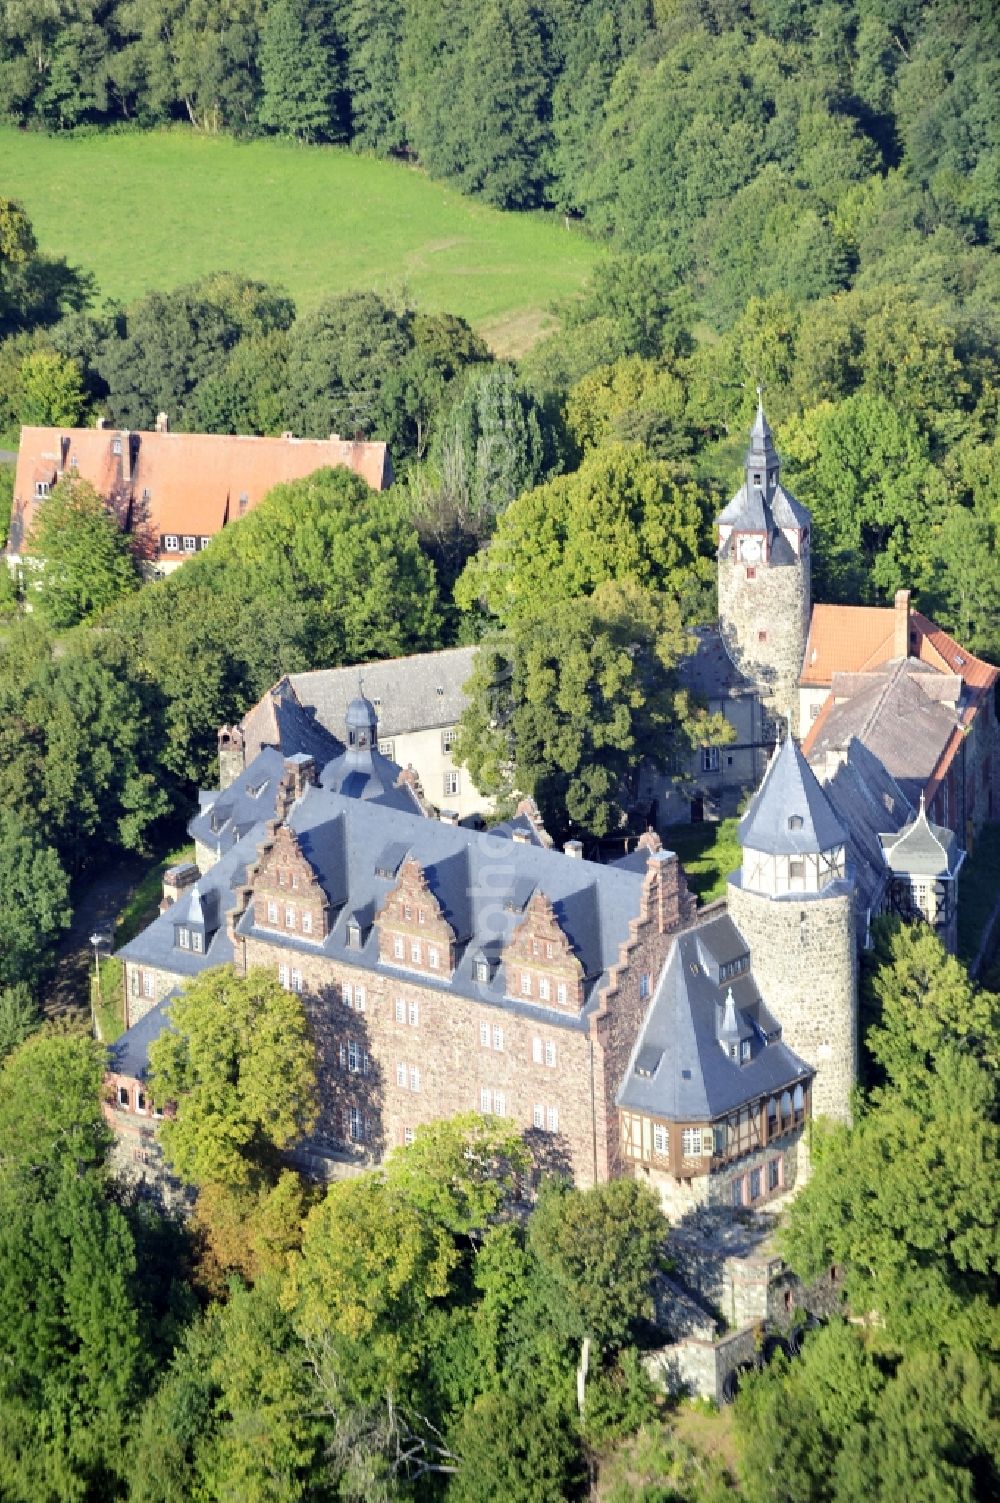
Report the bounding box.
[727,878,856,1125]
[123,961,183,1028]
[242,936,602,1186]
[718,552,810,734]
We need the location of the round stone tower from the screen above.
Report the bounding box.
[726,735,857,1125]
[717,400,811,734]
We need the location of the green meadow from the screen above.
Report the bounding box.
[0,127,601,354]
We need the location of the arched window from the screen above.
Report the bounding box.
[780,1090,792,1119]
[788,815,803,830]
[793,1083,804,1112]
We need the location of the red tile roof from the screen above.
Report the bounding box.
[801,602,997,698]
[10,425,392,561]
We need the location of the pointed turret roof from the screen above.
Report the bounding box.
[748,395,775,456]
[880,795,961,877]
[739,734,847,855]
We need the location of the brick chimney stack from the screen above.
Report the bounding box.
[894,589,911,660]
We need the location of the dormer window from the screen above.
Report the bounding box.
[191,931,204,954]
[34,480,50,499]
[178,928,190,950]
[347,918,362,949]
[741,1039,751,1062]
[474,956,490,983]
[788,815,803,830]
[112,438,122,455]
[753,473,762,487]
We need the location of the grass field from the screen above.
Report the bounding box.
[0,127,601,355]
[663,818,742,904]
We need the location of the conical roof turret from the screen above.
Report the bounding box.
[739,734,846,855]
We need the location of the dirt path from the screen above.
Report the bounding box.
[46,855,148,1022]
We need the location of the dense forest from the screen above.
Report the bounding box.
[0,6,998,1495]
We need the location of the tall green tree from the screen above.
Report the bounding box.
[26,474,140,627]
[455,581,729,840]
[0,813,70,990]
[456,442,711,627]
[149,965,319,1192]
[259,0,344,141]
[15,348,88,426]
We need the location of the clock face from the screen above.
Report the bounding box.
[739,535,763,563]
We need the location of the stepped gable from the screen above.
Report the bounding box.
[232,790,650,1017]
[739,734,846,856]
[616,913,812,1123]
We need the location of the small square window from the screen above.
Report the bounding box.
[378,739,394,758]
[757,629,768,643]
[164,535,179,552]
[182,535,196,552]
[475,958,490,983]
[745,566,756,580]
[199,536,210,548]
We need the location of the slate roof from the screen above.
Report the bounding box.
[739,736,847,855]
[716,402,810,543]
[229,789,649,1014]
[130,782,654,1022]
[816,738,913,935]
[803,660,963,810]
[117,835,253,973]
[617,913,812,1122]
[678,626,757,700]
[881,800,962,877]
[189,748,289,861]
[286,646,478,744]
[108,995,177,1081]
[11,425,392,560]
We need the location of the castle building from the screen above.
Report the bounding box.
[110,688,827,1220]
[216,646,490,824]
[716,400,811,736]
[7,422,392,576]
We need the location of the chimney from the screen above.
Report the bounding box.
[160,861,199,912]
[894,589,911,660]
[564,839,584,859]
[330,433,341,443]
[283,754,317,803]
[120,431,133,484]
[155,411,170,433]
[281,431,294,440]
[96,416,108,430]
[439,809,460,826]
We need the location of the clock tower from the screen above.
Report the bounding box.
[717,400,811,734]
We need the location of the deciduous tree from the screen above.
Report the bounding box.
[26,474,140,627]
